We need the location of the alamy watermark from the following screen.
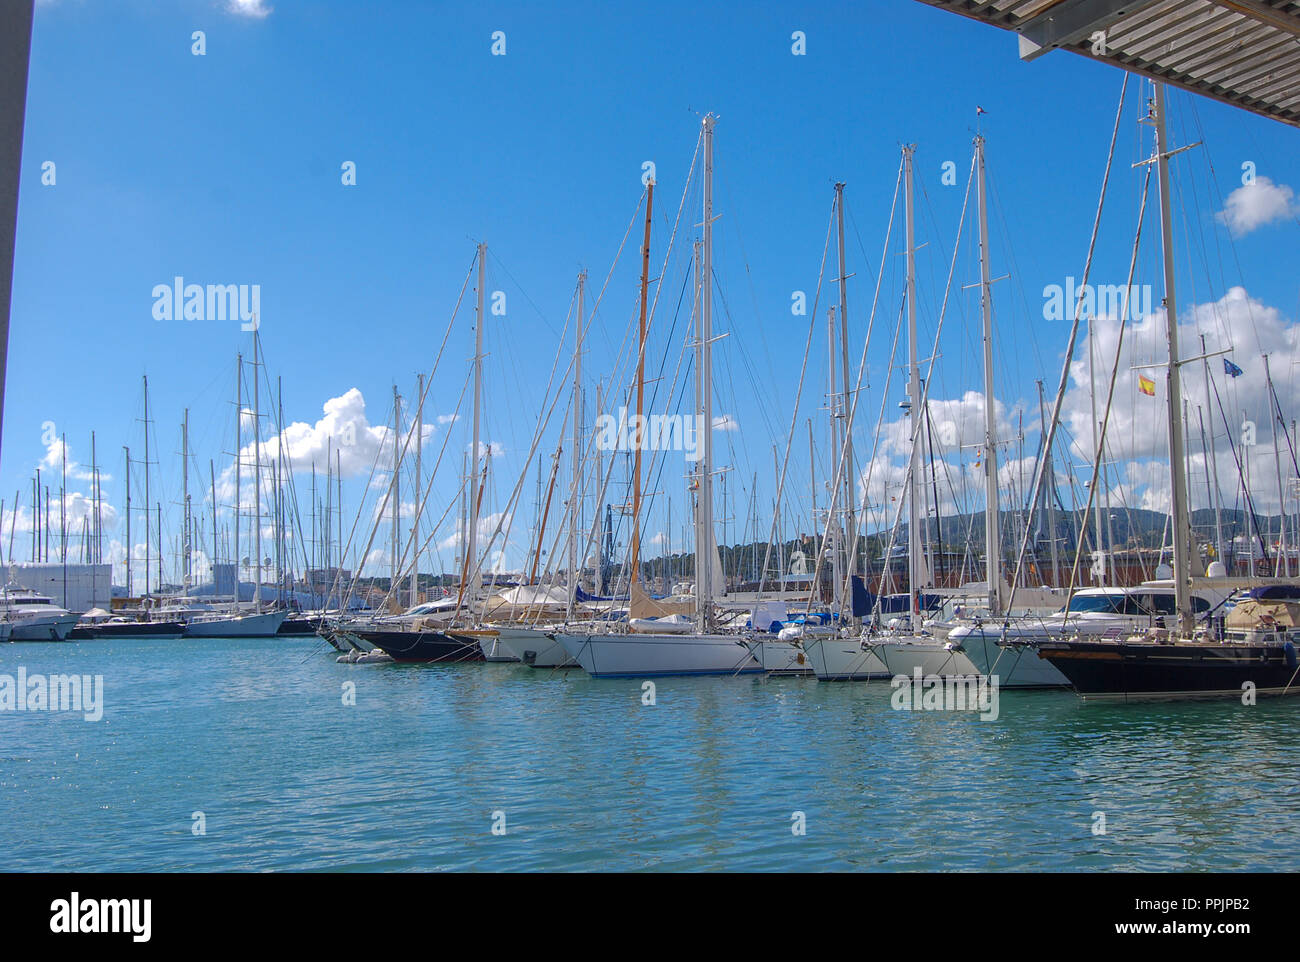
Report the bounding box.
[0,667,103,721]
[1043,276,1152,323]
[152,276,260,330]
[890,668,999,721]
[594,407,704,461]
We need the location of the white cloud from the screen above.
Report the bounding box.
[438,511,511,552]
[39,436,103,483]
[712,414,739,431]
[1060,287,1299,514]
[227,0,272,19]
[1216,177,1298,237]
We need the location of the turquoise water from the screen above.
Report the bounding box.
[1,636,1297,871]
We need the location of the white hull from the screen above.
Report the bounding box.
[556,630,763,677]
[873,638,981,678]
[746,638,813,675]
[803,634,891,681]
[948,626,1071,687]
[465,629,521,663]
[182,610,287,638]
[476,633,519,662]
[495,627,577,668]
[8,613,78,641]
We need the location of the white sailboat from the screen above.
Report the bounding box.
[808,144,938,681]
[173,333,286,639]
[555,117,764,678]
[868,137,1002,683]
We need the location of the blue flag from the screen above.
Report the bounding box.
[1224,358,1244,378]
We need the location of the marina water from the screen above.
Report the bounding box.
[2,637,1296,871]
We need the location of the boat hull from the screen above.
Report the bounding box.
[746,638,814,676]
[948,627,1071,688]
[182,611,288,638]
[1036,639,1300,701]
[495,627,578,668]
[873,638,981,678]
[802,635,891,681]
[466,630,520,663]
[555,631,764,677]
[356,629,483,663]
[277,616,325,636]
[69,621,185,640]
[8,613,79,641]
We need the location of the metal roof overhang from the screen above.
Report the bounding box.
[916,0,1300,128]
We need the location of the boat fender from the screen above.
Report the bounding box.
[1286,641,1297,671]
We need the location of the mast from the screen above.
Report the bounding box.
[594,383,604,597]
[234,354,242,604]
[275,377,284,606]
[252,334,263,613]
[414,372,423,609]
[695,114,716,632]
[210,460,217,591]
[902,144,927,612]
[1199,334,1226,564]
[392,384,400,603]
[458,451,468,593]
[464,243,486,603]
[1037,380,1061,586]
[182,409,191,593]
[975,135,1002,616]
[91,431,100,565]
[631,180,654,590]
[827,304,842,612]
[60,432,66,603]
[834,182,856,587]
[142,376,151,596]
[123,449,131,594]
[1266,354,1287,576]
[568,271,585,620]
[1153,81,1195,633]
[332,449,338,600]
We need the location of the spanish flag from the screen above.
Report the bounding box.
[1138,374,1156,396]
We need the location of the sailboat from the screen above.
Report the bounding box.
[1031,82,1300,700]
[554,117,764,678]
[804,144,951,682]
[351,245,490,665]
[172,335,286,638]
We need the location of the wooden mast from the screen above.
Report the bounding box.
[630,179,654,588]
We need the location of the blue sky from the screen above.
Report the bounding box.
[5,0,1299,589]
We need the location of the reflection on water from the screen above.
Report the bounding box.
[0,637,1297,871]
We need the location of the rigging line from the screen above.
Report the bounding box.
[755,192,837,601]
[712,272,783,445]
[487,249,562,341]
[1184,95,1264,353]
[637,266,697,547]
[336,251,478,613]
[837,167,907,609]
[1062,162,1153,609]
[1210,372,1272,565]
[389,364,479,609]
[612,145,702,593]
[586,187,652,387]
[1005,72,1129,623]
[986,172,1050,397]
[852,149,975,623]
[459,332,578,624]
